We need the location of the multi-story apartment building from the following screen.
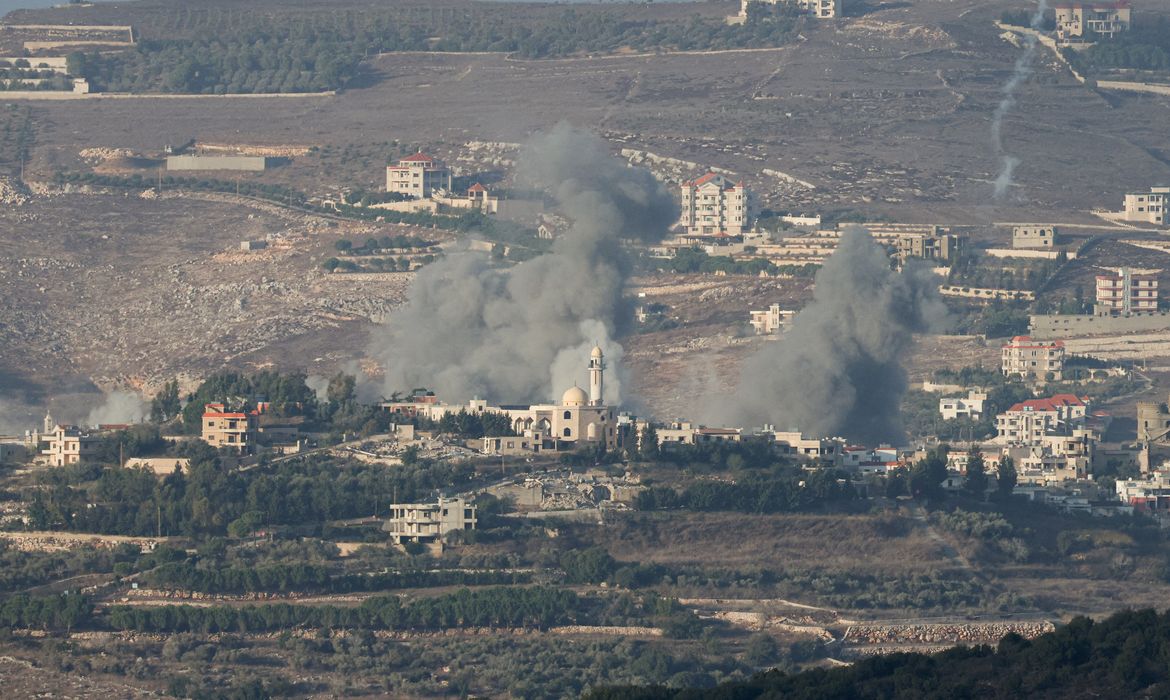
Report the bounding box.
[1095,267,1159,315]
[1001,336,1066,381]
[1054,1,1132,39]
[749,304,797,335]
[201,403,258,452]
[40,425,101,467]
[383,497,476,544]
[995,394,1089,443]
[738,0,842,20]
[385,152,452,199]
[678,172,754,236]
[1122,187,1168,225]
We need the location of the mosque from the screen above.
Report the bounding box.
[383,346,619,453]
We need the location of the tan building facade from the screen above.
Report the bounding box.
[385,152,452,199]
[1095,267,1159,315]
[1122,187,1167,225]
[201,403,257,452]
[1054,1,1132,39]
[678,172,754,237]
[1001,336,1066,381]
[749,304,796,335]
[1012,226,1056,249]
[40,425,101,467]
[383,497,476,544]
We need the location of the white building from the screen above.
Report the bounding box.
[1095,267,1159,315]
[738,0,841,20]
[383,497,476,544]
[678,172,754,237]
[1121,187,1167,226]
[995,394,1089,444]
[749,304,796,335]
[1001,336,1066,381]
[385,152,452,199]
[1117,471,1170,513]
[939,391,987,421]
[657,422,743,445]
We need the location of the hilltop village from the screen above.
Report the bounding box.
[3,0,1170,696]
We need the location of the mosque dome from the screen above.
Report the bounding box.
[561,386,588,407]
[591,345,604,359]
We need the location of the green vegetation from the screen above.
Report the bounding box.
[1070,17,1170,73]
[635,470,857,514]
[660,246,819,278]
[22,451,473,537]
[70,5,804,94]
[587,608,1170,699]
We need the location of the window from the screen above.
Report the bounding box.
[563,427,571,437]
[563,410,571,419]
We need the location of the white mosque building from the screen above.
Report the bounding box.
[384,346,619,454]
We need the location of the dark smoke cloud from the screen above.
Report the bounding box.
[370,123,677,404]
[707,228,948,444]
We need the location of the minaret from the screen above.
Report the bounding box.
[43,409,54,435]
[589,345,604,406]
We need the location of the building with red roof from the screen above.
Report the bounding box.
[996,394,1090,444]
[385,151,452,199]
[201,402,258,452]
[678,171,756,237]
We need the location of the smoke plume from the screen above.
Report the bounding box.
[85,390,147,426]
[991,0,1049,199]
[370,123,676,405]
[706,228,948,444]
[0,399,38,435]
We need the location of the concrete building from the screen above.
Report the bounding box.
[894,230,961,263]
[1054,1,1132,39]
[678,172,754,237]
[1012,226,1056,249]
[383,497,476,544]
[1117,471,1170,513]
[657,422,743,445]
[770,430,844,462]
[1121,187,1168,225]
[737,0,841,20]
[385,152,452,199]
[995,394,1089,444]
[40,425,101,467]
[1001,336,1066,381]
[939,391,988,421]
[749,304,796,335]
[201,403,258,452]
[1095,267,1159,315]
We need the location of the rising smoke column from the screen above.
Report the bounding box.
[991,0,1050,199]
[369,124,677,404]
[708,228,948,444]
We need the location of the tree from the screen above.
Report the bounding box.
[151,379,182,423]
[326,372,356,405]
[964,451,988,499]
[334,238,352,252]
[638,424,660,462]
[997,456,1017,498]
[909,448,949,501]
[744,632,780,666]
[65,51,89,79]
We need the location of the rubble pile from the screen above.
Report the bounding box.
[0,176,30,205]
[845,621,1055,646]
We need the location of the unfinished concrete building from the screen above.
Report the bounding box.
[383,497,476,544]
[1122,187,1168,226]
[1002,336,1066,381]
[1013,226,1057,249]
[1054,1,1132,40]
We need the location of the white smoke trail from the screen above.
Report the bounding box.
[991,0,1049,200]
